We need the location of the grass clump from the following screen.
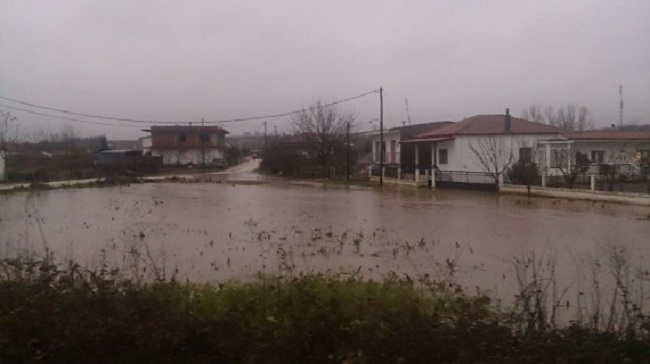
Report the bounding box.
[1,256,649,363]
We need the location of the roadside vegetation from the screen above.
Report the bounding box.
[1,251,649,363]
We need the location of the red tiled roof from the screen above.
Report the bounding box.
[414,115,567,139]
[564,131,650,141]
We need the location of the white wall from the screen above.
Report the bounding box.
[153,149,225,165]
[140,136,152,152]
[571,140,650,165]
[434,134,560,173]
[370,130,400,164]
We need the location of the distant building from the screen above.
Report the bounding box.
[108,140,141,150]
[144,125,230,165]
[364,121,453,169]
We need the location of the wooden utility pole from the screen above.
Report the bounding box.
[201,118,206,168]
[379,87,384,186]
[346,121,350,181]
[263,122,268,150]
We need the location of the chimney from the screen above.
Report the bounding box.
[504,108,512,134]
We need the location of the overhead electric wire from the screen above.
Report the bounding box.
[205,90,379,123]
[0,104,145,128]
[0,89,379,126]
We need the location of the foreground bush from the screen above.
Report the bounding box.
[0,257,649,363]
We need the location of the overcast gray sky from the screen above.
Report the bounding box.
[1,1,649,140]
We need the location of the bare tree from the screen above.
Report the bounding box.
[1,111,19,148]
[543,105,557,126]
[293,100,355,177]
[556,104,577,130]
[577,106,595,131]
[551,149,590,188]
[524,104,594,131]
[1,112,19,179]
[468,136,514,190]
[521,104,545,123]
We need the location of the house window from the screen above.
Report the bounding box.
[636,150,650,161]
[178,134,187,142]
[637,150,650,173]
[439,149,448,165]
[591,150,604,164]
[519,147,532,163]
[551,149,567,168]
[200,133,210,142]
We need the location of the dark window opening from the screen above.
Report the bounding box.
[439,149,448,165]
[519,147,532,163]
[200,134,210,142]
[591,150,604,164]
[179,134,187,142]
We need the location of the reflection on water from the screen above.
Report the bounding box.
[1,180,649,308]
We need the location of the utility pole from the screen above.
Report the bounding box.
[201,118,206,168]
[263,122,268,150]
[346,121,350,182]
[379,87,384,186]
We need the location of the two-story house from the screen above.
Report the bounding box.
[145,125,229,165]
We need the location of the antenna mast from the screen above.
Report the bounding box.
[405,98,412,125]
[619,85,624,127]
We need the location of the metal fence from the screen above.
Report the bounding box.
[437,170,494,184]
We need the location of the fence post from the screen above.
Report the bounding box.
[424,169,429,186]
[381,167,385,181]
[590,174,595,191]
[415,169,420,183]
[397,167,401,181]
[498,173,504,186]
[368,166,372,179]
[541,172,546,188]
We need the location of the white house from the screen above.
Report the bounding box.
[403,111,568,186]
[144,125,229,165]
[366,121,453,171]
[561,130,650,176]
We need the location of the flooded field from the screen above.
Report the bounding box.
[1,176,649,310]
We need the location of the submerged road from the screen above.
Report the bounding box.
[0,158,262,191]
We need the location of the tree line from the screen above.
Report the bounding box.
[522,104,594,131]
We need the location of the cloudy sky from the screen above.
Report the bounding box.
[1,1,649,140]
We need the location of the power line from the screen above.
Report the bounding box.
[0,104,144,128]
[0,89,379,125]
[207,90,379,123]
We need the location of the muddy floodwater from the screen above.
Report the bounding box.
[1,177,649,309]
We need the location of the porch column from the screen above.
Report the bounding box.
[415,144,420,182]
[590,174,596,191]
[545,143,551,173]
[567,143,572,171]
[541,172,546,187]
[397,167,401,181]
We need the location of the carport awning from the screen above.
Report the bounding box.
[400,137,454,143]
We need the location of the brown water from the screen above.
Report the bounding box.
[1,178,649,310]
